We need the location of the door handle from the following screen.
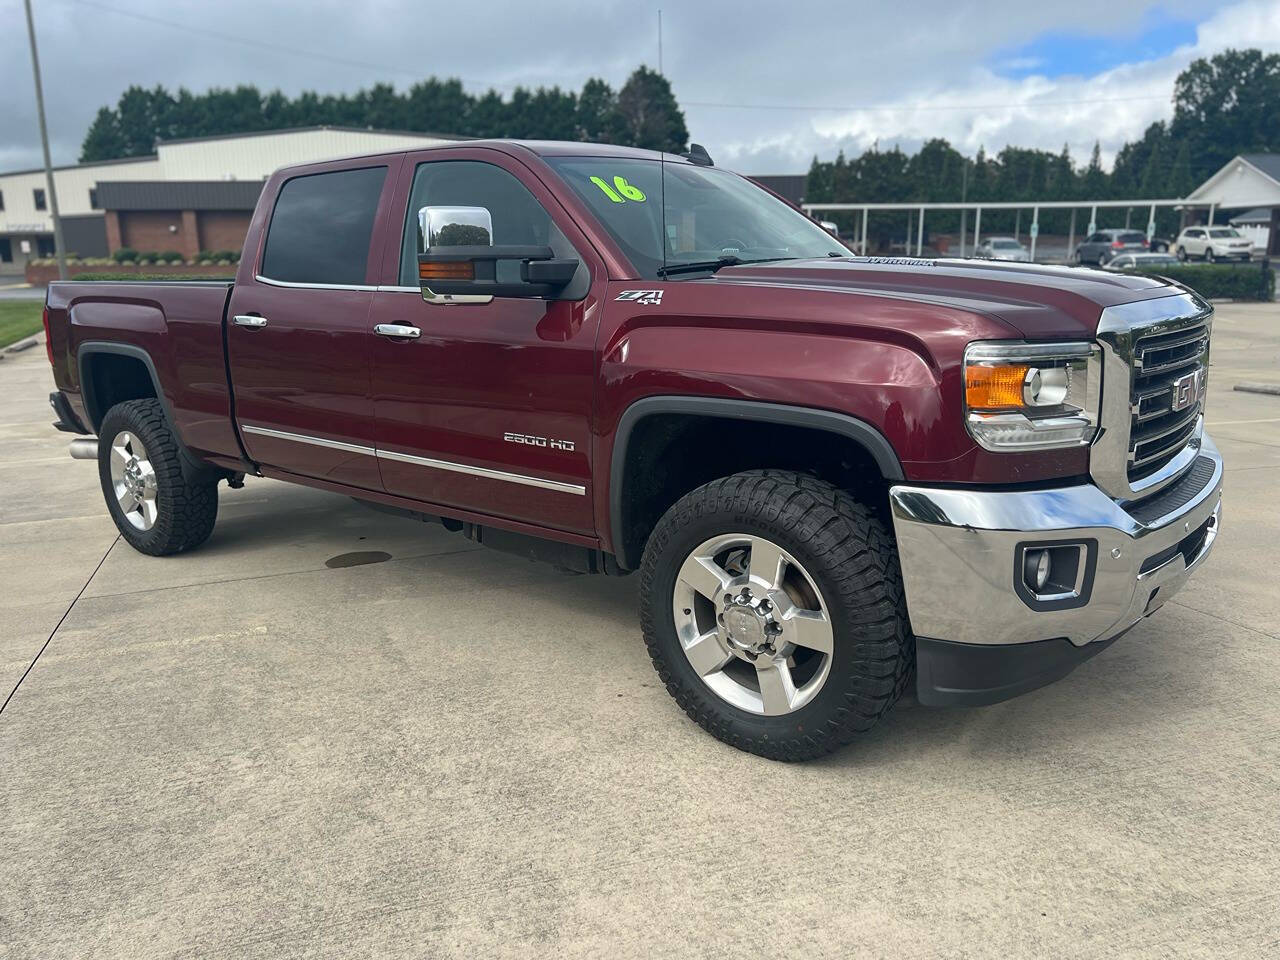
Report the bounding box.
[233,315,269,329]
[373,323,421,339]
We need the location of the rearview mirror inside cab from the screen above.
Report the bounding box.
[416,205,579,302]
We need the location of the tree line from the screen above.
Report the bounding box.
[79,66,689,162]
[806,49,1280,240]
[80,47,1279,243]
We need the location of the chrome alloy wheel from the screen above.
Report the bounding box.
[673,533,834,715]
[109,430,159,531]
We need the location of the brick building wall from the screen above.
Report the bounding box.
[198,211,252,253]
[118,210,186,254]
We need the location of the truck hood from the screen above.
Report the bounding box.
[712,256,1189,340]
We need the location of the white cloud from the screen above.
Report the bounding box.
[705,0,1280,172]
[2,0,1278,176]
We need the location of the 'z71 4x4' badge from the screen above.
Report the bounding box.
[616,289,663,305]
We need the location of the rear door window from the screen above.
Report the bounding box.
[261,166,387,286]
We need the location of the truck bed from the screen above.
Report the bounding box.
[45,279,241,467]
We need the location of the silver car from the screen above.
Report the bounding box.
[974,237,1030,262]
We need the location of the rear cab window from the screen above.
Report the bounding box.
[260,166,387,286]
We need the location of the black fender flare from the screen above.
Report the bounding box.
[608,396,904,569]
[76,341,172,432]
[76,341,228,485]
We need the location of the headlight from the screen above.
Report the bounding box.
[963,341,1101,451]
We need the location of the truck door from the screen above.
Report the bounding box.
[367,155,603,535]
[226,163,393,491]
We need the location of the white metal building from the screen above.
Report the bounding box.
[0,126,462,274]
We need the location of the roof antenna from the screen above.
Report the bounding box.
[683,143,713,167]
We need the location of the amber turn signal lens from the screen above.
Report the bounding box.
[965,363,1029,409]
[419,261,475,281]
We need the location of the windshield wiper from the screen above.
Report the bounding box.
[657,255,796,277]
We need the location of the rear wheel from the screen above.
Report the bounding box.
[98,399,219,556]
[639,470,912,761]
[1206,248,1216,263]
[1177,246,1187,262]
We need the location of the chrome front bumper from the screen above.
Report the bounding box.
[889,433,1223,652]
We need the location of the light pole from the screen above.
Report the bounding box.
[24,0,67,281]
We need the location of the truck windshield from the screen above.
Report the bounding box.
[545,156,847,278]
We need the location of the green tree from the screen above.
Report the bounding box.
[615,66,688,152]
[1167,140,1195,198]
[576,78,621,143]
[79,107,127,162]
[1172,48,1280,177]
[1080,141,1108,199]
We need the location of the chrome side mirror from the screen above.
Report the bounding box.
[418,206,494,250]
[417,206,494,304]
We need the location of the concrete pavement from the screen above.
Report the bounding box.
[2,307,1279,958]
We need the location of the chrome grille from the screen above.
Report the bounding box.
[1128,320,1209,481]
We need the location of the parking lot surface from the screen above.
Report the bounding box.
[2,304,1279,958]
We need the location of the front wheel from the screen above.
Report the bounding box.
[1177,246,1187,262]
[98,399,219,555]
[1205,248,1216,263]
[639,471,912,761]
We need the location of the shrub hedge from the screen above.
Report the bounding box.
[1133,262,1274,301]
[70,273,235,281]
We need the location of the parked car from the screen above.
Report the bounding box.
[43,140,1223,761]
[1103,252,1180,271]
[1074,229,1148,265]
[1175,226,1254,262]
[974,236,1030,261]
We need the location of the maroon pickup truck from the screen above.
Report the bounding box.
[43,140,1223,760]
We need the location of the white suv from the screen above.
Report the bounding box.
[1176,226,1254,262]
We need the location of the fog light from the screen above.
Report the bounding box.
[1024,549,1052,591]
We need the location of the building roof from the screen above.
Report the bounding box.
[0,153,158,179]
[1228,206,1274,224]
[0,126,467,179]
[1188,153,1280,206]
[156,125,468,147]
[1238,153,1280,183]
[95,179,266,212]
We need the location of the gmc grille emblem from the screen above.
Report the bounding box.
[1170,369,1205,412]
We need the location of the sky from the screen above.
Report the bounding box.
[4,0,1280,176]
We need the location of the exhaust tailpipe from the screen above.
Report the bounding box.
[69,438,98,460]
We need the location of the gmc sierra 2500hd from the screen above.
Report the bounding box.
[44,140,1222,760]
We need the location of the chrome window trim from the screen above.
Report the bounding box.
[1092,291,1213,502]
[253,278,493,302]
[239,424,584,495]
[255,274,379,292]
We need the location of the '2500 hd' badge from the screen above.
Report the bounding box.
[616,289,663,305]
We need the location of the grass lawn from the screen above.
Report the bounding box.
[0,300,44,349]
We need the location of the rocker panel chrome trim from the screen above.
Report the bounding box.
[239,424,584,495]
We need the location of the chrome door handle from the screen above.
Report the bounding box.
[373,324,421,339]
[233,315,268,328]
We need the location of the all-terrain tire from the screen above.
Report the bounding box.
[639,470,913,761]
[98,399,219,556]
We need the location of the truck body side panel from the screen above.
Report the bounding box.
[45,281,239,464]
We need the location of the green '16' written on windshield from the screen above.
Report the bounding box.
[590,175,646,203]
